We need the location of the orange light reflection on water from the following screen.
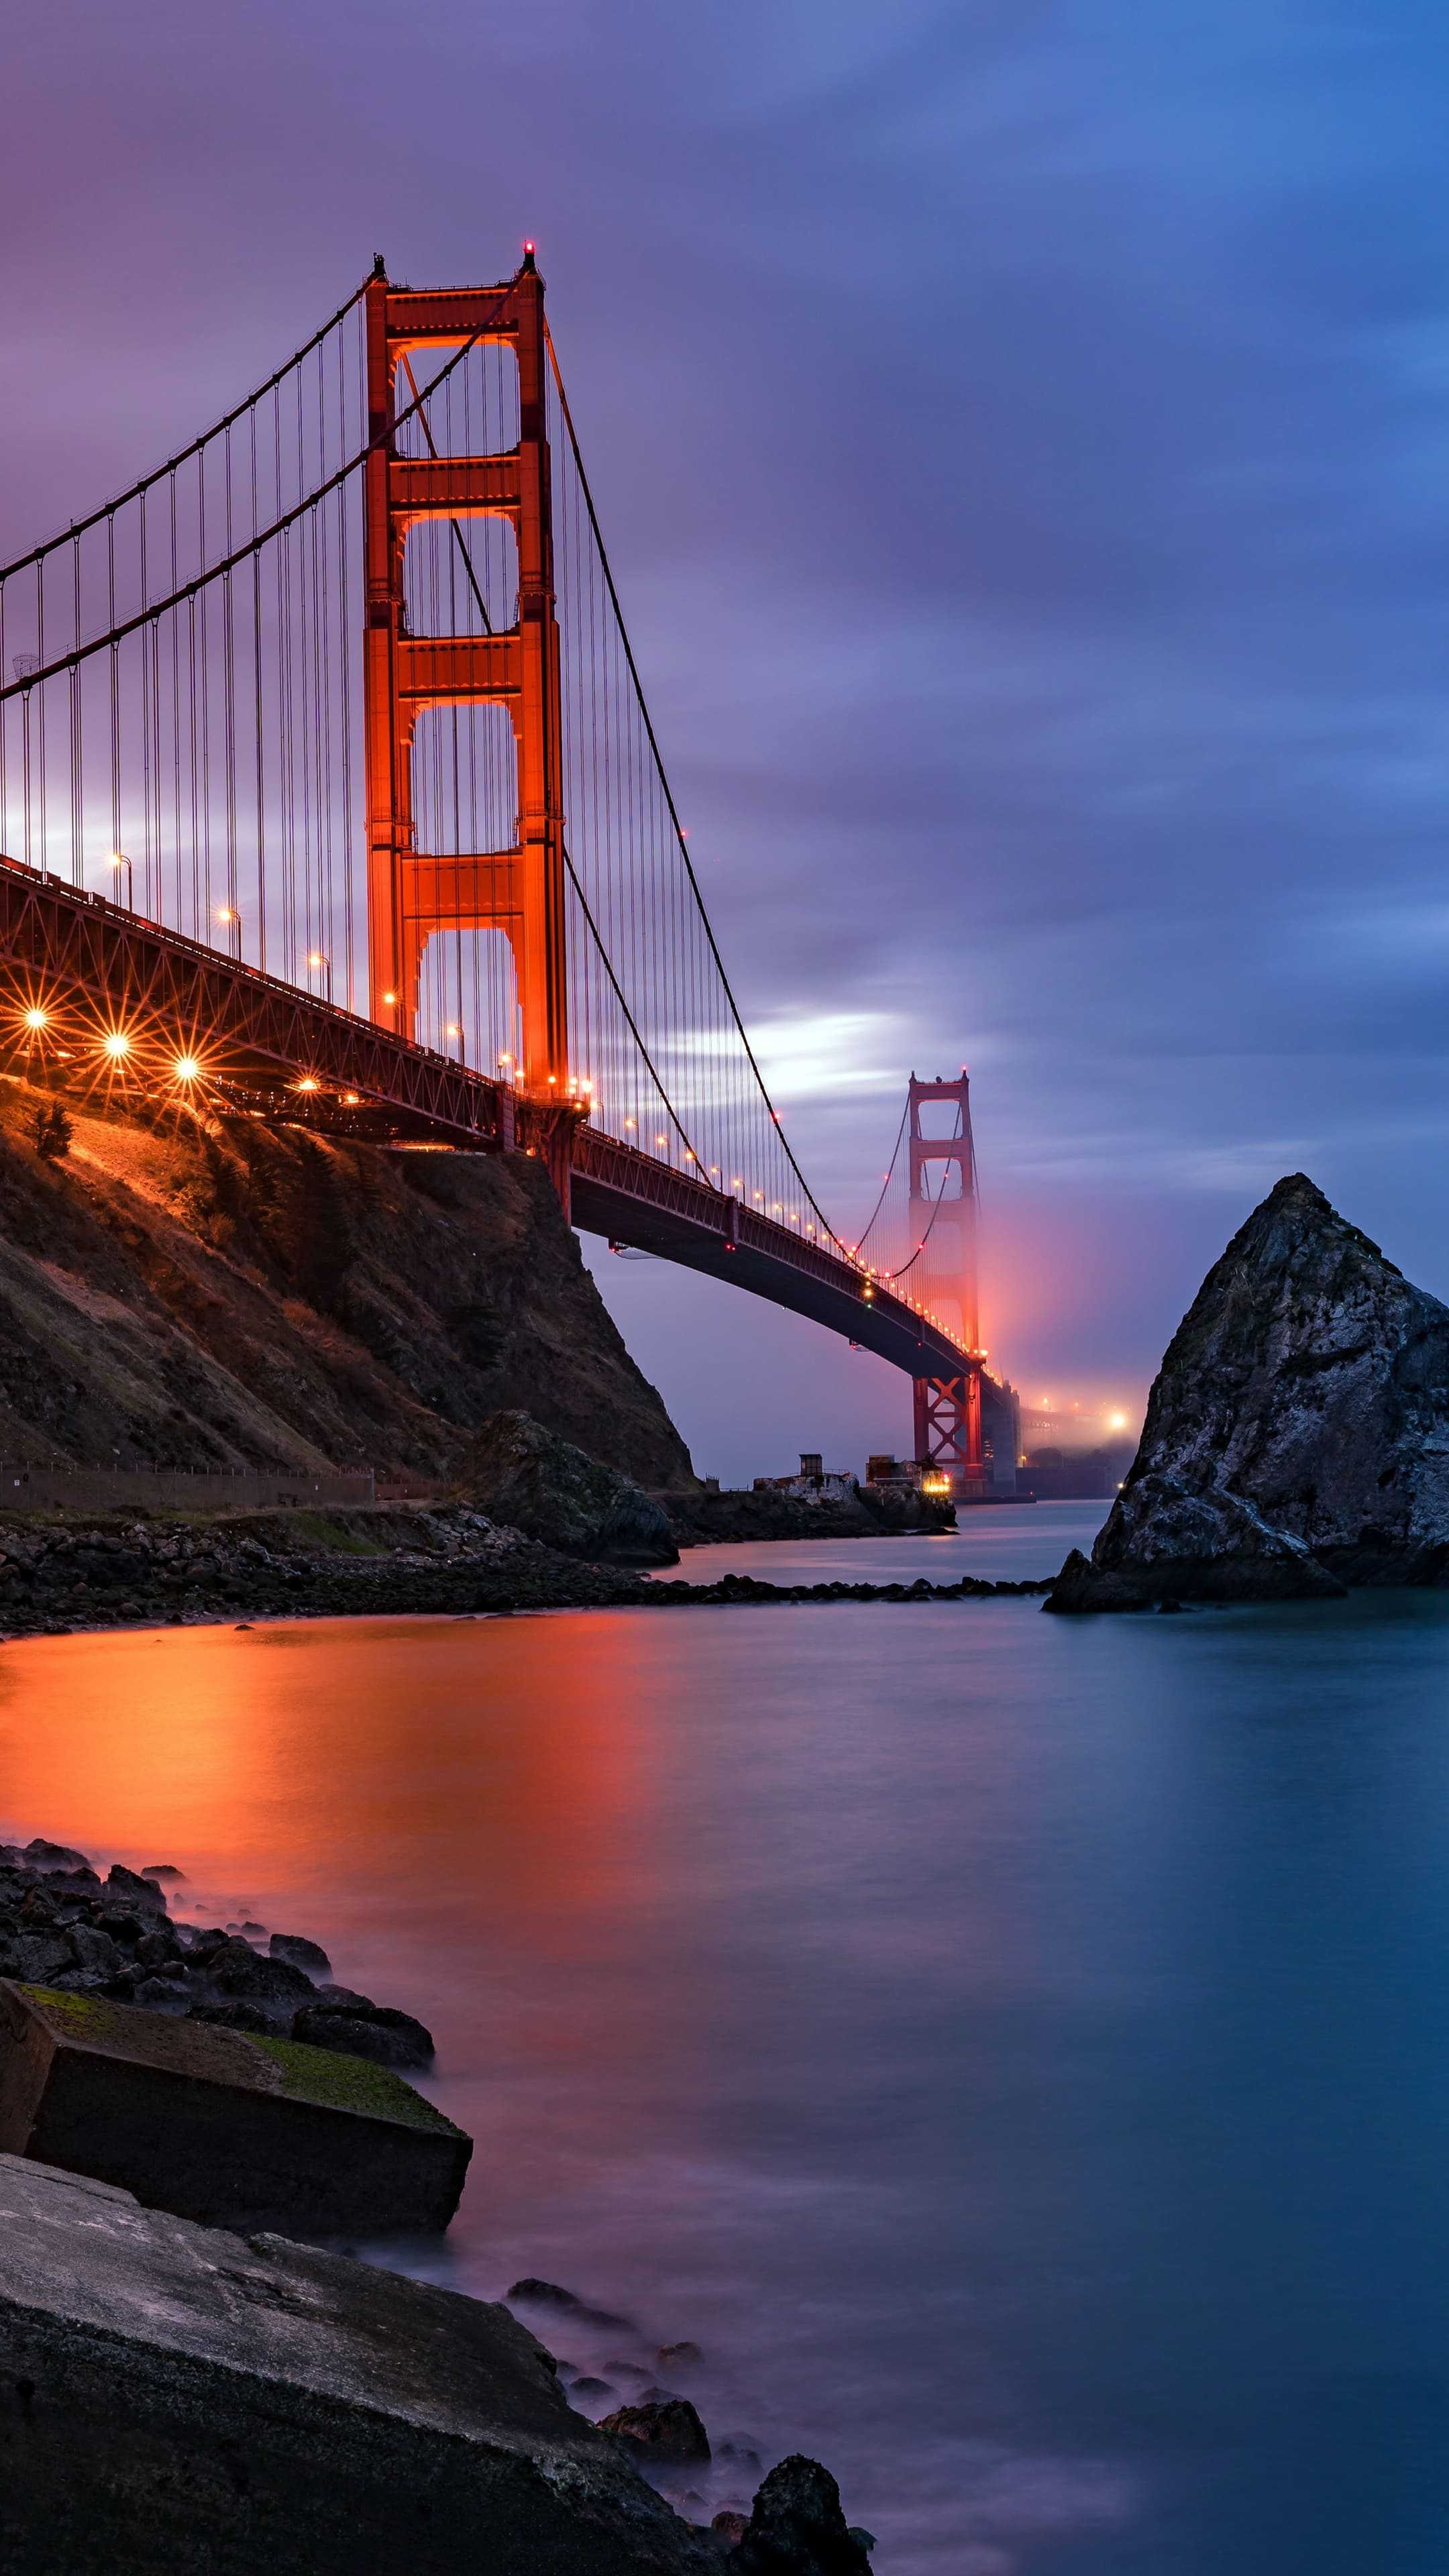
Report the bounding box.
[0,1615,651,1948]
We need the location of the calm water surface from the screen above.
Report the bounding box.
[2,1501,1448,2571]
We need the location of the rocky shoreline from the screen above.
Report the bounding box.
[0,1833,879,2568]
[0,1833,435,2066]
[0,1503,1052,1638]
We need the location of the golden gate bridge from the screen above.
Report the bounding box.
[0,251,1013,1493]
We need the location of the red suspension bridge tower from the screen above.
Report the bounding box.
[909,1071,988,1495]
[362,250,568,1098]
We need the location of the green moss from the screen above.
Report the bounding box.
[20,1984,110,2034]
[244,2032,462,2132]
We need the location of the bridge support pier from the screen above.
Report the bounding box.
[913,1368,987,1498]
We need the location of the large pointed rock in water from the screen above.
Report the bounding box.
[1046,1175,1449,1611]
[460,1409,680,1565]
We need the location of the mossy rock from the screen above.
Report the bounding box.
[246,2031,462,2133]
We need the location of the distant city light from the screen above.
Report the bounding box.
[295,1076,320,1093]
[343,1092,360,1106]
[1108,1410,1129,1431]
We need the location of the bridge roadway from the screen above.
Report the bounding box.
[0,854,972,1385]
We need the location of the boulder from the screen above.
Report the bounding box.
[460,1410,680,1566]
[105,1864,166,1912]
[0,2154,721,2573]
[600,2399,712,2467]
[1046,1175,1449,1611]
[23,1839,89,1872]
[0,1981,470,2235]
[292,2000,435,2068]
[270,1931,331,1975]
[733,2458,873,2573]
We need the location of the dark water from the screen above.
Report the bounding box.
[3,1508,1448,2571]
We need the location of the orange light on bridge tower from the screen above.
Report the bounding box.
[362,251,568,1200]
[908,1069,985,1496]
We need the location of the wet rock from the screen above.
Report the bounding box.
[105,1863,166,1913]
[23,1839,89,1872]
[508,2277,586,2308]
[600,2399,712,2467]
[189,1998,274,2033]
[132,1974,189,2012]
[715,2443,763,2478]
[1046,1175,1449,1611]
[292,2001,435,2069]
[713,2513,750,2546]
[270,1931,332,1976]
[659,2341,704,2371]
[460,1409,680,1567]
[207,1941,314,2007]
[734,2458,872,2573]
[568,2375,619,2406]
[0,1931,73,1982]
[140,1864,184,1882]
[66,1923,122,1978]
[134,1927,181,1968]
[507,2277,636,2332]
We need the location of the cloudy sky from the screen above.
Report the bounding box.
[7,1,1448,1479]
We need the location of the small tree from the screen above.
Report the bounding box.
[33,1102,72,1162]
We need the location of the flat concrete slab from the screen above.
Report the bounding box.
[0,1982,470,2235]
[0,2154,718,2573]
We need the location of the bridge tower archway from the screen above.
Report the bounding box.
[362,251,568,1103]
[907,1071,987,1495]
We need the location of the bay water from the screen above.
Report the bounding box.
[2,1499,1447,2569]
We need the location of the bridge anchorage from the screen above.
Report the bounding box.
[0,248,1014,1495]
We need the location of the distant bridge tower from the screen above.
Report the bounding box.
[362,250,568,1098]
[908,1071,987,1495]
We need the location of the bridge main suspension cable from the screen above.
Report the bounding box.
[0,264,961,1335]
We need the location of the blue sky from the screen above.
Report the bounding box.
[7,1,1448,1478]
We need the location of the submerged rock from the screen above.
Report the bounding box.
[1047,1174,1449,1611]
[460,1411,680,1566]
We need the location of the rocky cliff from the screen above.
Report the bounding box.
[0,1073,692,1487]
[1047,1173,1449,1610]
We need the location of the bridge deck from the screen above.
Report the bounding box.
[0,857,971,1385]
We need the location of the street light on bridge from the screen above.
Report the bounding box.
[106,853,133,911]
[305,951,332,1004]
